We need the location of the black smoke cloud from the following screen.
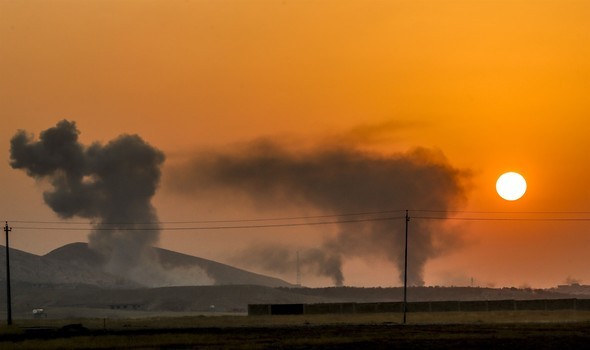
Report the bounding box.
[170,139,470,286]
[10,120,166,284]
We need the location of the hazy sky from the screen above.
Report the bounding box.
[2,0,590,288]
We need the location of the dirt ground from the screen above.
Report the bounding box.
[2,312,590,349]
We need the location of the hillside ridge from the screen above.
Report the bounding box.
[0,243,293,288]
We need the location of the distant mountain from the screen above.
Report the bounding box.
[154,246,293,287]
[0,244,137,287]
[32,242,293,288]
[0,244,583,317]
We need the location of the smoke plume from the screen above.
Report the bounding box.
[170,138,470,286]
[235,245,344,286]
[10,120,170,285]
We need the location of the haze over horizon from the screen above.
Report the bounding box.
[2,0,590,288]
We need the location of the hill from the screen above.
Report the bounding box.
[44,242,293,287]
[0,243,293,288]
[0,244,584,319]
[0,245,137,287]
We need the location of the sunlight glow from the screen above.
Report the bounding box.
[496,172,527,201]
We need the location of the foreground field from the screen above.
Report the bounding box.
[2,311,590,349]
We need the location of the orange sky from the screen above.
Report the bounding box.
[2,0,590,288]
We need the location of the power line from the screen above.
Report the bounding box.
[7,209,407,226]
[12,215,407,232]
[415,216,590,222]
[8,208,590,232]
[414,209,590,215]
[9,209,590,225]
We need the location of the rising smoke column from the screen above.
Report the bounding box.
[10,120,165,284]
[170,139,470,286]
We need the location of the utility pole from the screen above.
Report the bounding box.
[403,210,409,324]
[4,222,12,326]
[296,250,301,287]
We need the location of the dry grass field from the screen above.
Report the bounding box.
[1,310,590,349]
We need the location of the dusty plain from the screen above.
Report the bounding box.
[2,310,590,349]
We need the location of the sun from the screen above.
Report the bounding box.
[496,172,527,201]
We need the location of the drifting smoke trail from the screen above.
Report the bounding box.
[236,245,344,286]
[10,120,167,285]
[170,138,470,286]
